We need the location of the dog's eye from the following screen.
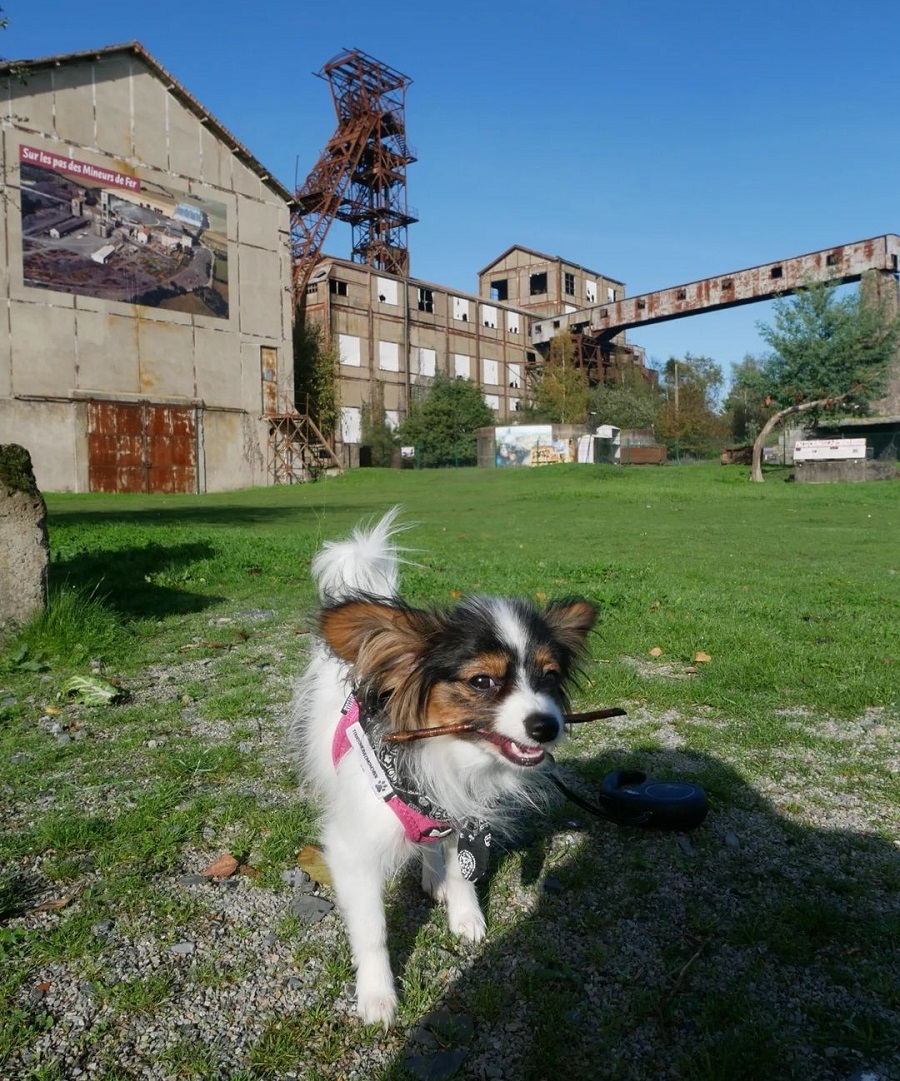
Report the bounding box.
[468,674,502,692]
[541,668,562,686]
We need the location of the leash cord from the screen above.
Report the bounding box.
[548,771,652,827]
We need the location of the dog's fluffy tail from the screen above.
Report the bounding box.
[311,507,407,602]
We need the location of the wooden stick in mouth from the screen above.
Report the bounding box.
[382,706,626,743]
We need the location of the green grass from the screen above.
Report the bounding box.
[0,461,898,1080]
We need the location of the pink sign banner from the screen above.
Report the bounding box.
[19,144,141,193]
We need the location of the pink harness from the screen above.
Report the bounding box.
[331,698,452,844]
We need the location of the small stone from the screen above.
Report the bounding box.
[168,941,195,956]
[264,931,278,948]
[542,874,565,894]
[287,976,305,991]
[177,874,208,887]
[403,1049,468,1081]
[286,895,334,924]
[280,869,311,889]
[238,741,254,754]
[677,835,697,857]
[724,831,740,849]
[55,733,71,746]
[9,753,31,765]
[236,609,275,622]
[218,878,240,891]
[91,919,114,937]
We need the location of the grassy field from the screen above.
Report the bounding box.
[1,462,899,1080]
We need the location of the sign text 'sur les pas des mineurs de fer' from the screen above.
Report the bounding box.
[19,144,142,193]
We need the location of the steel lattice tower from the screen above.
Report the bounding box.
[292,48,417,296]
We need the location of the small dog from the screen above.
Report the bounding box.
[288,510,595,1026]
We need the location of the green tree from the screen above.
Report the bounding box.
[589,381,660,432]
[532,333,591,424]
[655,354,726,458]
[397,373,493,467]
[750,276,900,482]
[723,355,770,444]
[360,382,396,467]
[293,318,339,439]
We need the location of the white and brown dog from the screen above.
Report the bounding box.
[288,510,595,1026]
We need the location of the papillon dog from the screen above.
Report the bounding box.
[288,510,595,1027]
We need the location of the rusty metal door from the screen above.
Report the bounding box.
[87,401,198,494]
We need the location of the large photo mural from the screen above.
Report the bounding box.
[19,144,229,318]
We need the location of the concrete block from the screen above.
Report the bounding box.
[203,408,266,490]
[199,127,226,192]
[0,444,49,628]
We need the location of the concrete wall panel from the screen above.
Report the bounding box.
[51,64,95,148]
[0,399,79,492]
[93,55,135,158]
[194,327,243,408]
[203,409,266,490]
[237,244,282,338]
[137,319,196,399]
[10,303,77,396]
[74,309,140,395]
[130,68,168,166]
[7,69,54,132]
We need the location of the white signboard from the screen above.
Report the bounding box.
[794,438,866,461]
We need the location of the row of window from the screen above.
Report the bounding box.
[323,276,524,334]
[337,334,522,387]
[490,273,618,305]
[340,389,510,445]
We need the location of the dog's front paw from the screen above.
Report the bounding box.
[448,903,487,943]
[356,981,398,1029]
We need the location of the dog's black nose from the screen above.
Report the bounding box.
[524,712,561,744]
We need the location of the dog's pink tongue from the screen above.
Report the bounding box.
[498,737,545,767]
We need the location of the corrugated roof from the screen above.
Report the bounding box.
[0,41,294,205]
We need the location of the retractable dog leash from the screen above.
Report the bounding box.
[383,707,709,831]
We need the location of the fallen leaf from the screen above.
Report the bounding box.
[297,844,332,886]
[238,864,260,878]
[61,675,122,706]
[649,602,660,612]
[535,592,548,603]
[741,585,750,592]
[449,590,461,599]
[648,646,664,658]
[44,706,62,716]
[31,888,81,914]
[201,853,240,878]
[693,651,712,663]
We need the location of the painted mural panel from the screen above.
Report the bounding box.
[494,425,576,467]
[19,144,229,318]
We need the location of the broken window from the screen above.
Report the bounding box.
[491,279,509,301]
[453,354,470,378]
[529,272,547,296]
[378,341,400,372]
[482,358,500,385]
[377,277,398,305]
[330,279,348,296]
[508,362,521,389]
[417,287,434,313]
[770,266,783,279]
[677,289,687,300]
[564,273,575,296]
[452,297,470,321]
[585,280,597,303]
[481,304,497,328]
[306,282,319,295]
[417,347,437,377]
[506,311,520,335]
[825,253,838,267]
[607,287,615,303]
[338,333,361,367]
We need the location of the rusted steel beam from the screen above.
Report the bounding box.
[531,234,900,345]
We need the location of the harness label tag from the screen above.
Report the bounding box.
[346,721,394,800]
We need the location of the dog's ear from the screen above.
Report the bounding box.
[542,599,597,655]
[319,599,440,675]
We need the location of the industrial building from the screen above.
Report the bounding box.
[0,42,295,493]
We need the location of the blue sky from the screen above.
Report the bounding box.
[5,0,899,382]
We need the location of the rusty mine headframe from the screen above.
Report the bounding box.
[291,48,417,297]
